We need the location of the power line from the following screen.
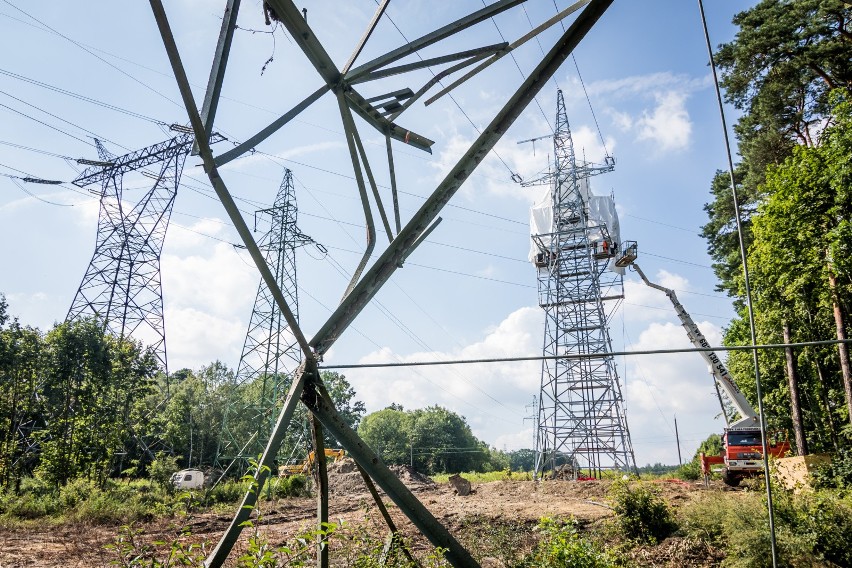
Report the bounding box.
[0,68,166,125]
[322,338,852,370]
[2,0,185,111]
[0,90,127,150]
[482,0,554,135]
[7,178,73,207]
[0,101,91,145]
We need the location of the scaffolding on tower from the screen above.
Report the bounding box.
[527,90,636,479]
[214,169,320,473]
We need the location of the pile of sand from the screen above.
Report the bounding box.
[322,458,435,496]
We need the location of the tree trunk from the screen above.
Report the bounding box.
[783,322,808,455]
[828,272,852,428]
[814,357,840,451]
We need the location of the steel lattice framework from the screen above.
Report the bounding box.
[530,91,635,478]
[148,1,616,565]
[67,134,194,373]
[216,169,315,471]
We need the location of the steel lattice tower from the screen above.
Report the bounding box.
[530,91,636,478]
[67,134,194,373]
[215,169,315,471]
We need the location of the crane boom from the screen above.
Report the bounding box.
[631,263,758,429]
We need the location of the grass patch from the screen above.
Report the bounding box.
[431,470,532,483]
[0,474,311,526]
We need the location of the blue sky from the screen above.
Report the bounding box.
[0,1,757,466]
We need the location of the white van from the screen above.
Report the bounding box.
[170,468,207,490]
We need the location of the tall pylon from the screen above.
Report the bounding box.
[528,91,636,478]
[67,134,194,373]
[215,169,319,472]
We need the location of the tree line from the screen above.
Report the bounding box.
[701,0,852,454]
[0,296,531,490]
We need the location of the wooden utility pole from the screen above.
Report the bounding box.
[674,415,683,467]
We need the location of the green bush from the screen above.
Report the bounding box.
[811,448,852,489]
[674,459,701,481]
[207,479,251,505]
[269,475,308,499]
[679,488,852,567]
[608,481,677,544]
[59,477,98,509]
[518,517,615,568]
[147,451,180,492]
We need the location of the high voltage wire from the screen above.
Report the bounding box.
[1,133,724,299]
[1,5,725,302]
[322,338,852,370]
[482,0,554,136]
[2,0,185,112]
[0,68,165,125]
[0,89,128,150]
[377,0,519,180]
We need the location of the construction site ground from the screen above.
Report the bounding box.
[0,461,732,567]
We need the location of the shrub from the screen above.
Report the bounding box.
[679,488,852,567]
[206,478,250,505]
[674,459,701,481]
[608,480,677,544]
[519,517,615,568]
[59,477,98,509]
[269,475,308,499]
[147,451,180,492]
[811,447,852,489]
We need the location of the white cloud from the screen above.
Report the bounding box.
[158,239,261,369]
[635,91,692,153]
[623,268,692,322]
[165,306,245,371]
[621,316,727,464]
[568,72,702,155]
[161,241,257,325]
[167,216,230,250]
[343,306,543,449]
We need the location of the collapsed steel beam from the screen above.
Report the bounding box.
[195,0,241,154]
[311,0,615,356]
[266,0,433,153]
[147,0,312,359]
[213,84,329,167]
[204,362,309,568]
[424,0,590,105]
[302,376,479,567]
[148,1,614,566]
[344,0,529,82]
[341,0,390,75]
[349,42,508,85]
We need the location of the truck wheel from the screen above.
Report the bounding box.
[722,470,741,487]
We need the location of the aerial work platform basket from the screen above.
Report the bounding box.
[615,240,638,267]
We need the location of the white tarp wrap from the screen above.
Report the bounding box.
[528,186,553,262]
[529,182,623,274]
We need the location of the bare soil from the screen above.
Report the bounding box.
[0,464,733,567]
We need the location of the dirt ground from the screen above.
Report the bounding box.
[0,462,731,567]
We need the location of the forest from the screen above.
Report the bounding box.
[701,0,852,457]
[0,300,515,491]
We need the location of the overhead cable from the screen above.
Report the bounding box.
[322,338,852,370]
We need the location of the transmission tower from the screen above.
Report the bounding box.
[215,169,319,472]
[67,134,194,373]
[528,90,636,478]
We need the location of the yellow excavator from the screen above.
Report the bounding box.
[278,448,345,476]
